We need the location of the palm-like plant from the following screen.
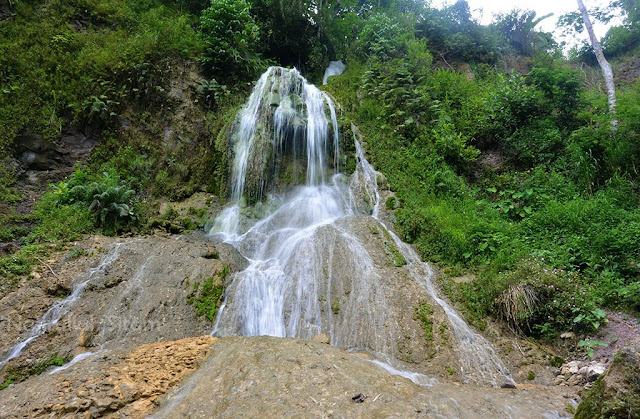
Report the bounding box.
[67,173,137,232]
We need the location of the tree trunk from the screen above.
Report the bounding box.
[577,0,618,128]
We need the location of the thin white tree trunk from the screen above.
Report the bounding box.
[577,0,618,128]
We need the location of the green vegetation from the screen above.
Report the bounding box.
[381,228,407,267]
[321,2,640,341]
[199,0,265,81]
[331,300,340,315]
[414,302,434,341]
[0,355,67,390]
[576,343,640,418]
[188,266,228,321]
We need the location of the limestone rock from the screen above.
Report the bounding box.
[311,333,330,344]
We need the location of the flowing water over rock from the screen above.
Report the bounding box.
[0,243,123,367]
[209,67,511,386]
[323,60,346,85]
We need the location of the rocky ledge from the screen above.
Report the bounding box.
[1,336,578,418]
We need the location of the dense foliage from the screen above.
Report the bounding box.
[323,4,640,341]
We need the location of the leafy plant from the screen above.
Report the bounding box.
[573,308,608,331]
[65,173,138,233]
[196,78,229,108]
[414,302,434,341]
[199,0,263,80]
[578,339,609,359]
[40,170,139,236]
[188,266,228,321]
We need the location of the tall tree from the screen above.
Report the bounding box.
[577,0,617,127]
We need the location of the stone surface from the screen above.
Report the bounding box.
[0,336,216,418]
[311,333,330,344]
[0,234,227,384]
[151,337,576,418]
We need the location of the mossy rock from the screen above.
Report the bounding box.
[576,338,640,419]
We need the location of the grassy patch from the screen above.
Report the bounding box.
[188,266,228,321]
[0,355,67,390]
[414,302,434,341]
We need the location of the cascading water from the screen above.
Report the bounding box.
[322,60,346,85]
[209,66,511,386]
[351,126,512,386]
[0,243,123,367]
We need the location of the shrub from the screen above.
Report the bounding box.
[199,0,263,80]
[34,170,139,237]
[356,13,406,61]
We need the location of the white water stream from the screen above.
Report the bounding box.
[0,243,123,367]
[209,67,512,386]
[322,60,346,85]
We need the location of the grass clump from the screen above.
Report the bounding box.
[414,302,434,341]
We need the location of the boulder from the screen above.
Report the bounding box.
[311,333,330,344]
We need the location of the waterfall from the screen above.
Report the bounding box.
[209,67,511,386]
[323,61,346,85]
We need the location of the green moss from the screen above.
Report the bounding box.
[381,228,407,267]
[576,346,640,419]
[187,266,228,322]
[385,196,396,210]
[331,300,340,315]
[0,355,68,391]
[0,375,16,390]
[439,323,449,341]
[527,370,535,380]
[414,302,434,341]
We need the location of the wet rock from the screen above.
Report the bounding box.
[500,382,517,389]
[213,242,249,271]
[45,278,72,296]
[149,337,574,418]
[0,234,224,374]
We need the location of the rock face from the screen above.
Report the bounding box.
[0,336,217,418]
[15,127,97,171]
[0,336,577,418]
[215,213,464,382]
[576,338,640,418]
[0,234,228,384]
[151,336,574,418]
